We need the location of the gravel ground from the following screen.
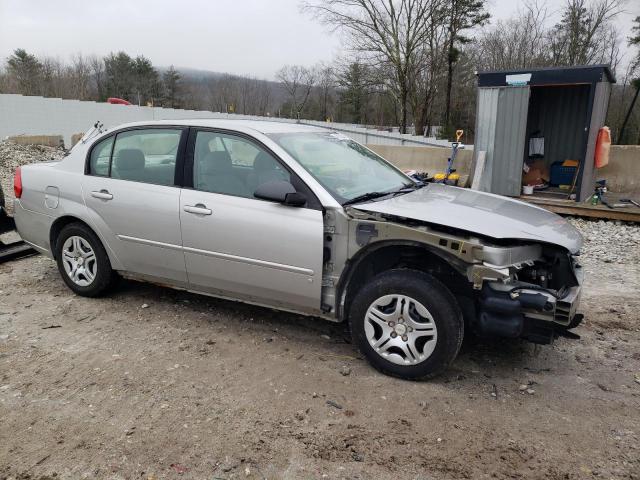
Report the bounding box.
[570,218,640,264]
[0,141,66,214]
[1,140,639,479]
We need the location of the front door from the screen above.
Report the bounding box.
[179,129,324,311]
[82,127,188,284]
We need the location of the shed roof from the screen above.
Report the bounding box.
[477,64,616,88]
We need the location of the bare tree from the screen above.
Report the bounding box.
[316,64,336,120]
[303,0,444,133]
[255,81,272,116]
[409,14,448,136]
[68,53,92,100]
[207,74,239,113]
[88,54,105,100]
[617,15,640,143]
[276,65,317,119]
[40,57,67,98]
[549,0,625,66]
[474,1,550,71]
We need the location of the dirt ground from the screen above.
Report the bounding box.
[1,243,639,479]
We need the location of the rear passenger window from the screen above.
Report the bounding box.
[111,129,181,186]
[193,131,290,198]
[88,129,182,186]
[89,136,113,176]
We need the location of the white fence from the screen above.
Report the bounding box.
[0,94,451,149]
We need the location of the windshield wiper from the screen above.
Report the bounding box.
[342,191,392,206]
[343,184,422,206]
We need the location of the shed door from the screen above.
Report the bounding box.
[475,86,530,196]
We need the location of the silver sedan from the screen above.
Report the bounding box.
[13,119,584,379]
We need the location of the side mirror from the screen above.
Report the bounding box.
[254,181,306,207]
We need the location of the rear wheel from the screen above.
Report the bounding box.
[349,269,463,380]
[55,223,118,297]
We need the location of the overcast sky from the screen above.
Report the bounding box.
[0,0,638,79]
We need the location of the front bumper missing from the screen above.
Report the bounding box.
[474,267,584,344]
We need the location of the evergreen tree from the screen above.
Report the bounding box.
[337,63,373,125]
[6,49,42,95]
[163,66,181,108]
[133,55,161,106]
[443,0,490,134]
[104,51,135,101]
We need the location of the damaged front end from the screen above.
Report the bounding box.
[469,245,584,344]
[341,206,584,345]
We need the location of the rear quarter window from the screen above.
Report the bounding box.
[89,136,114,176]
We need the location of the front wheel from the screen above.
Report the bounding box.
[55,223,118,297]
[349,269,463,380]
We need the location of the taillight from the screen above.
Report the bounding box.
[14,167,22,198]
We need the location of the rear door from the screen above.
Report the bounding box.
[179,129,324,311]
[82,127,188,284]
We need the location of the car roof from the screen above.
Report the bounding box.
[106,118,329,135]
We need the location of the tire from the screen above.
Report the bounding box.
[349,269,463,380]
[54,223,118,297]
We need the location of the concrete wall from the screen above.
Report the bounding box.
[370,144,640,194]
[598,146,640,194]
[367,144,474,185]
[0,93,452,149]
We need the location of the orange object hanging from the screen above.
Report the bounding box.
[594,126,611,168]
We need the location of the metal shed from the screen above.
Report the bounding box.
[473,65,615,201]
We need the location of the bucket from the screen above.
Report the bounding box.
[522,185,534,195]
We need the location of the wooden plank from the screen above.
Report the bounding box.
[470,151,486,190]
[519,196,640,222]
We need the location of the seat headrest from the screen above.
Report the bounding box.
[200,151,232,174]
[114,149,145,171]
[253,151,276,172]
[196,138,212,159]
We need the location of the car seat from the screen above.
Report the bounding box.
[197,151,248,196]
[247,151,289,194]
[113,149,147,182]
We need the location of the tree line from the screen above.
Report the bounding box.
[0,0,639,144]
[0,49,184,109]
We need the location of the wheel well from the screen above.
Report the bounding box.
[337,242,473,321]
[49,216,93,259]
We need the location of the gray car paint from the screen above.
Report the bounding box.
[355,183,583,253]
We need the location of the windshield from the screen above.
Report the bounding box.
[268,131,413,204]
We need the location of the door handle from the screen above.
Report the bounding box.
[184,204,212,215]
[91,189,113,200]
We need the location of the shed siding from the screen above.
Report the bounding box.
[473,88,499,192]
[579,81,611,201]
[492,86,530,196]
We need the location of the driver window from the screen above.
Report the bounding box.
[193,131,290,199]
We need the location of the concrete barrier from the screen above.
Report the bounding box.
[367,144,474,185]
[7,135,64,148]
[598,146,640,195]
[368,144,640,195]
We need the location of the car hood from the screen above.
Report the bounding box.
[353,183,583,253]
